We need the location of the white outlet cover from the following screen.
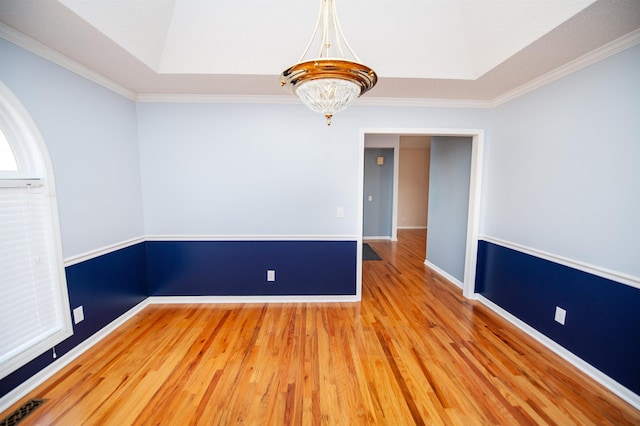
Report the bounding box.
[73,306,84,324]
[267,270,276,282]
[554,306,566,325]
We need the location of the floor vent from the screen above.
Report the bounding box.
[0,399,47,426]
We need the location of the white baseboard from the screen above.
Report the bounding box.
[148,295,360,304]
[424,260,464,289]
[363,236,391,241]
[0,299,150,414]
[477,295,640,411]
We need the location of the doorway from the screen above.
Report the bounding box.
[356,128,484,300]
[363,147,395,239]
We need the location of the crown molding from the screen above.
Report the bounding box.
[0,23,136,101]
[491,28,640,107]
[3,22,638,110]
[135,93,300,104]
[136,93,492,109]
[356,97,492,109]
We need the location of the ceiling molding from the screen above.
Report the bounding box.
[357,97,492,109]
[136,93,492,109]
[491,28,640,107]
[0,23,136,101]
[3,21,638,112]
[135,94,299,104]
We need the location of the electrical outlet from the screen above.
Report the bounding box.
[337,207,344,218]
[267,270,276,282]
[554,306,566,325]
[73,306,84,324]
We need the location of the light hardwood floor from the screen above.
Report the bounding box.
[3,230,639,425]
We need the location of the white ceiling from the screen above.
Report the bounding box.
[1,0,639,101]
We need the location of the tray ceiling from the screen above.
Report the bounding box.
[1,0,639,100]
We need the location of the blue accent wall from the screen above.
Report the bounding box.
[0,243,148,399]
[476,240,640,395]
[146,240,357,296]
[0,239,357,399]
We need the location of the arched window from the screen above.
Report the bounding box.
[0,82,72,379]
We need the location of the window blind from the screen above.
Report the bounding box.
[0,181,69,379]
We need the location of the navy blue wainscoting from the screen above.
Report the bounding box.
[0,243,148,399]
[475,240,640,395]
[146,240,357,296]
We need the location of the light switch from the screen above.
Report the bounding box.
[377,156,384,165]
[368,195,373,201]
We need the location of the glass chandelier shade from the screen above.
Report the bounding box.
[280,0,377,125]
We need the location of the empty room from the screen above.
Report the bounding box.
[1,0,639,424]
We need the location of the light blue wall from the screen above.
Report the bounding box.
[426,137,472,282]
[4,33,638,280]
[484,44,640,277]
[136,103,490,238]
[363,148,394,238]
[0,38,144,258]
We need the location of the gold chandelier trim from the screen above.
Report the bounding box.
[280,59,377,96]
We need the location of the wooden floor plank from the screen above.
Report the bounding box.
[3,230,639,425]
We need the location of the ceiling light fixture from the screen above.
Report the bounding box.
[280,0,377,126]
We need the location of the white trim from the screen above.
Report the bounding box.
[148,295,359,304]
[135,94,299,104]
[135,94,492,109]
[64,237,145,267]
[363,236,392,241]
[477,295,640,411]
[355,138,365,301]
[145,234,358,242]
[492,28,640,107]
[480,236,640,291]
[0,23,136,101]
[63,235,357,267]
[45,211,355,274]
[424,260,464,289]
[464,132,484,298]
[0,299,150,414]
[357,97,492,109]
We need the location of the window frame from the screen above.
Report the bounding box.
[0,81,73,380]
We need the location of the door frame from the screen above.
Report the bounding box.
[356,128,485,300]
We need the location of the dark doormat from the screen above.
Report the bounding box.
[363,243,382,261]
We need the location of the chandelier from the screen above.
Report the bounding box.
[280,0,377,126]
